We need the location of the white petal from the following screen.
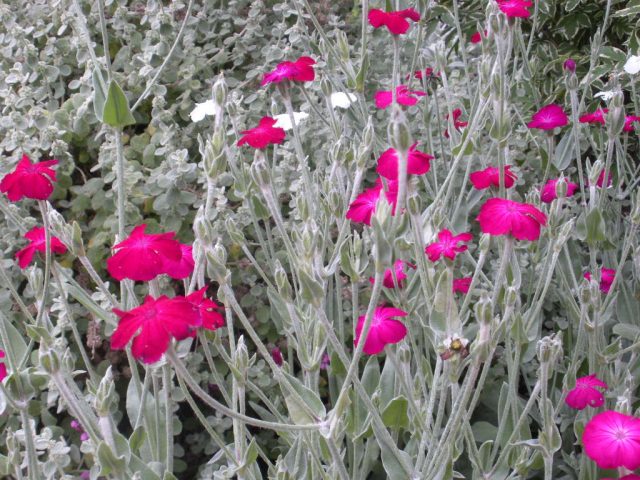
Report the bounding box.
[594,90,614,101]
[273,112,308,131]
[624,55,640,75]
[330,92,357,109]
[189,100,219,122]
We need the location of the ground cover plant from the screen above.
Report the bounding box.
[1,0,640,478]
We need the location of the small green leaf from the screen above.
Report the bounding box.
[92,68,107,121]
[553,131,574,170]
[283,372,326,425]
[103,80,136,128]
[381,396,409,430]
[585,208,607,244]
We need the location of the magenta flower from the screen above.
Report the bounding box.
[368,8,420,35]
[602,475,640,480]
[596,170,613,188]
[582,410,640,470]
[376,144,433,179]
[15,227,67,269]
[261,56,316,86]
[369,259,415,289]
[453,277,472,294]
[496,0,533,18]
[237,117,286,149]
[470,165,517,190]
[374,85,426,109]
[354,306,408,355]
[579,109,607,125]
[444,108,469,138]
[346,179,398,225]
[0,154,58,202]
[111,296,201,363]
[412,68,438,80]
[470,31,485,43]
[161,243,195,280]
[584,268,615,293]
[540,178,578,203]
[477,198,547,241]
[624,115,640,132]
[0,350,6,381]
[565,374,608,410]
[106,224,182,282]
[425,229,473,262]
[186,287,225,331]
[527,104,569,130]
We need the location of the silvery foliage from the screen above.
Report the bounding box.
[0,0,639,479]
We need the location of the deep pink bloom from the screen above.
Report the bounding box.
[596,170,613,188]
[369,259,416,288]
[477,198,547,241]
[453,277,472,294]
[582,410,640,470]
[271,347,284,366]
[470,30,486,43]
[425,229,473,262]
[563,58,576,72]
[346,179,398,225]
[237,117,286,149]
[111,295,201,363]
[320,353,330,370]
[579,109,608,125]
[0,154,58,202]
[584,268,615,293]
[602,475,640,480]
[15,227,67,269]
[106,224,182,282]
[412,68,438,80]
[470,166,517,190]
[565,374,608,410]
[161,243,194,280]
[374,85,426,109]
[186,287,225,331]
[354,306,408,355]
[0,350,6,381]
[497,0,532,18]
[376,144,433,179]
[368,8,420,35]
[444,108,469,138]
[540,178,578,203]
[624,115,640,132]
[261,56,316,86]
[527,104,569,130]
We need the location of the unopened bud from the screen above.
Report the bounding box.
[537,334,562,364]
[71,221,86,256]
[388,106,412,153]
[407,193,420,215]
[336,30,350,62]
[505,286,518,308]
[475,292,493,326]
[632,189,640,225]
[479,233,491,253]
[588,160,604,187]
[95,367,116,416]
[563,58,576,72]
[212,73,227,108]
[274,260,292,299]
[608,91,625,136]
[555,176,568,198]
[232,336,249,383]
[320,77,332,98]
[225,218,245,245]
[250,155,270,187]
[206,240,228,281]
[39,348,60,374]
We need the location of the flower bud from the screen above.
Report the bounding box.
[193,207,214,245]
[407,193,421,216]
[231,336,249,383]
[388,106,412,153]
[250,155,270,187]
[563,59,576,72]
[588,160,604,187]
[479,233,491,253]
[555,176,568,199]
[225,218,245,245]
[537,334,562,364]
[94,367,116,416]
[274,260,292,299]
[320,77,332,98]
[632,189,640,225]
[39,347,60,374]
[607,91,625,136]
[336,30,350,62]
[505,286,518,308]
[206,240,228,282]
[212,73,227,109]
[475,291,493,326]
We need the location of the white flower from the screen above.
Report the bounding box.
[330,92,357,109]
[624,55,640,75]
[189,100,219,122]
[594,90,615,101]
[273,111,309,131]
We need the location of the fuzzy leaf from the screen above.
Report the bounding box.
[103,80,136,128]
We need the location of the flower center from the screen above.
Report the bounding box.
[614,428,628,441]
